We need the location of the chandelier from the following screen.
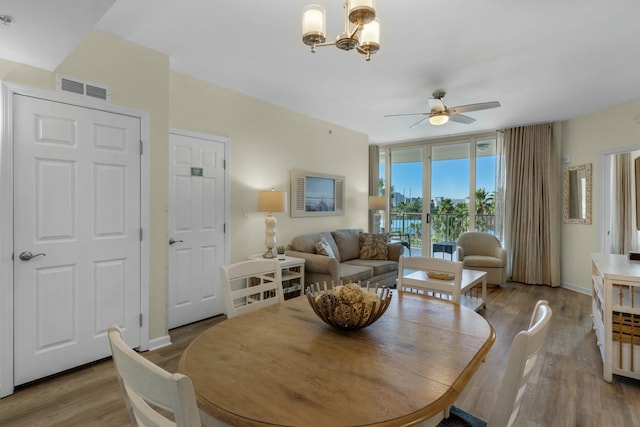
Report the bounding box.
[302,1,380,61]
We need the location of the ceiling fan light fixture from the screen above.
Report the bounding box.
[429,112,449,126]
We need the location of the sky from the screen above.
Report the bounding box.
[386,156,496,201]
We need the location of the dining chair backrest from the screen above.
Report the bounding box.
[107,324,201,427]
[488,300,552,427]
[397,255,464,303]
[220,258,283,318]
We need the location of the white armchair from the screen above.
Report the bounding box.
[456,231,507,285]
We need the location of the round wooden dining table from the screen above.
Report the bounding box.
[178,291,495,427]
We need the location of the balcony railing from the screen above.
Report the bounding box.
[388,212,496,246]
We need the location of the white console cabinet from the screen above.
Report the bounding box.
[591,253,640,382]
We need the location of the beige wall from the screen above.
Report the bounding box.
[560,98,640,291]
[169,72,369,264]
[0,30,368,343]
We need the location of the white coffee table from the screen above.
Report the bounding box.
[402,268,487,311]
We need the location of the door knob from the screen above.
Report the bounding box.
[168,238,184,245]
[19,251,46,261]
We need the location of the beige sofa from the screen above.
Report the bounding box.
[456,231,507,285]
[286,229,402,288]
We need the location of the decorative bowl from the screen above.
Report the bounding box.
[306,282,392,330]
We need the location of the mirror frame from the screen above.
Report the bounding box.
[563,163,592,224]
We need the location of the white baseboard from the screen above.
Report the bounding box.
[561,281,591,295]
[148,334,171,351]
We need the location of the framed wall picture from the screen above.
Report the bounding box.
[290,169,345,217]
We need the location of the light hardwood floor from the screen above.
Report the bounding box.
[1,283,639,426]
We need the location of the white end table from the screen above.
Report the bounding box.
[248,255,306,300]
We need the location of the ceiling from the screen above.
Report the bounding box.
[2,1,640,144]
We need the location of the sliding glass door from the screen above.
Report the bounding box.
[474,138,498,233]
[384,134,498,259]
[430,142,470,258]
[388,147,424,256]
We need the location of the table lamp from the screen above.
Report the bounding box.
[257,189,287,258]
[369,195,386,234]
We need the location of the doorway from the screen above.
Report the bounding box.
[0,82,150,397]
[168,130,228,328]
[598,145,640,253]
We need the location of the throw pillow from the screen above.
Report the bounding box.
[359,232,389,260]
[331,229,361,261]
[315,238,335,257]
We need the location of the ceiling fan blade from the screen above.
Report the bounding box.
[384,113,427,117]
[449,113,476,124]
[448,101,501,114]
[409,117,428,129]
[428,98,445,111]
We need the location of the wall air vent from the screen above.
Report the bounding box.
[56,75,111,102]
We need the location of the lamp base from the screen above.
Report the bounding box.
[263,249,275,259]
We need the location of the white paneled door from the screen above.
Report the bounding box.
[168,132,226,329]
[13,94,142,385]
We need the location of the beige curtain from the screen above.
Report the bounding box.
[504,123,560,286]
[494,131,506,244]
[368,145,380,232]
[612,152,632,254]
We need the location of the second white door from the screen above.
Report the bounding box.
[13,93,142,385]
[168,131,226,328]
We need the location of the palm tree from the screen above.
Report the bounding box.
[475,188,495,232]
[475,188,495,215]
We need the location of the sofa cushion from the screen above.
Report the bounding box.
[290,232,341,262]
[359,232,389,260]
[462,255,504,268]
[332,229,361,262]
[315,238,335,257]
[343,259,398,278]
[338,263,373,284]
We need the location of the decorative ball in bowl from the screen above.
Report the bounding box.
[306,282,392,330]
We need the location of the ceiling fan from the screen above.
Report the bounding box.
[385,90,501,128]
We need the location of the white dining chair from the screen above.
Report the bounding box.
[220,258,283,318]
[397,255,464,303]
[107,324,202,427]
[438,300,553,427]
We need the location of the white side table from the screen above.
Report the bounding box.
[248,255,306,300]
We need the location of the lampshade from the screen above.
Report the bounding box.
[348,0,375,25]
[257,190,287,213]
[360,18,380,46]
[429,112,449,126]
[302,4,326,41]
[368,195,386,211]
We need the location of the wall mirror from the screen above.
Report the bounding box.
[564,163,592,224]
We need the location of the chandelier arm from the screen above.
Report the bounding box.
[343,0,360,40]
[312,40,338,49]
[349,24,361,39]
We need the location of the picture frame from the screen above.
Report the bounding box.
[290,169,345,217]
